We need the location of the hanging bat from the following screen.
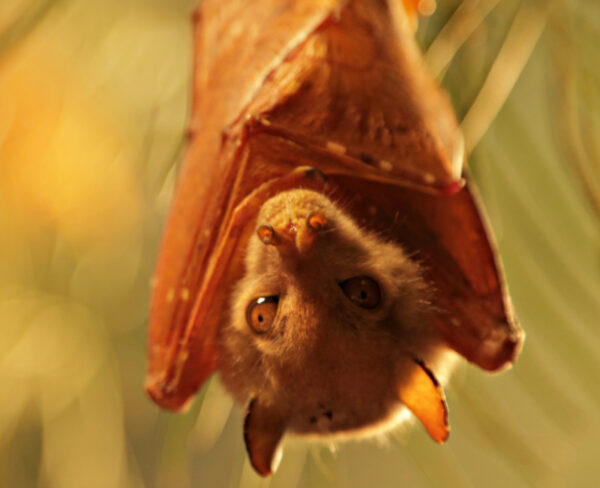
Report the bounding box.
[145,0,524,476]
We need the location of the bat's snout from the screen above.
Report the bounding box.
[256,209,328,255]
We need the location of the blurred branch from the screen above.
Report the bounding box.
[461,2,551,153]
[0,0,62,62]
[425,0,502,79]
[552,5,600,223]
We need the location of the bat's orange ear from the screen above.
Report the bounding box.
[397,357,449,443]
[244,398,287,477]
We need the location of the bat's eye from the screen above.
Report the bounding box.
[340,276,381,309]
[246,296,279,334]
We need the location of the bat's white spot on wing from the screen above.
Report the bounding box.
[378,159,393,171]
[326,141,347,154]
[166,288,175,303]
[181,288,190,301]
[423,172,436,184]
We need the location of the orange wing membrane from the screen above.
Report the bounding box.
[146,0,522,422]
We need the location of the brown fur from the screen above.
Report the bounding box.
[218,189,450,438]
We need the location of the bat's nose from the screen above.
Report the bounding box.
[294,210,326,254]
[256,211,328,255]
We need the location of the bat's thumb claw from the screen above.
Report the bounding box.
[303,167,328,183]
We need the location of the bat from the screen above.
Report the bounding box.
[145,0,524,476]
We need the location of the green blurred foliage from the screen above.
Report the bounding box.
[0,1,599,487]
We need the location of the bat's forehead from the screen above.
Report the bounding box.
[248,189,369,273]
[257,189,334,227]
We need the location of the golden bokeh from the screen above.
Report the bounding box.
[1,0,599,487]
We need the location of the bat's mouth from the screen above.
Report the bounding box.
[288,398,405,438]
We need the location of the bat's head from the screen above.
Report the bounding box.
[218,189,450,475]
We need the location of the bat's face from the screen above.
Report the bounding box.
[218,190,450,472]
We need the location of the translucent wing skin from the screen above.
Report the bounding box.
[146,0,523,411]
[330,174,522,371]
[240,0,465,192]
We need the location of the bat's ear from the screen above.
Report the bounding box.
[397,358,449,443]
[244,397,287,476]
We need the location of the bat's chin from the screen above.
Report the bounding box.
[286,401,407,440]
[293,405,414,442]
[247,343,454,439]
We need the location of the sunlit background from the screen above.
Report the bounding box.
[1,0,599,487]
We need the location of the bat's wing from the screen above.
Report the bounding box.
[333,174,523,371]
[146,0,515,411]
[414,181,523,371]
[245,0,465,193]
[146,0,345,410]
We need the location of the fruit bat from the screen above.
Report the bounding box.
[145,0,524,476]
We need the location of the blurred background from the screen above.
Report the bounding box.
[1,0,599,487]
